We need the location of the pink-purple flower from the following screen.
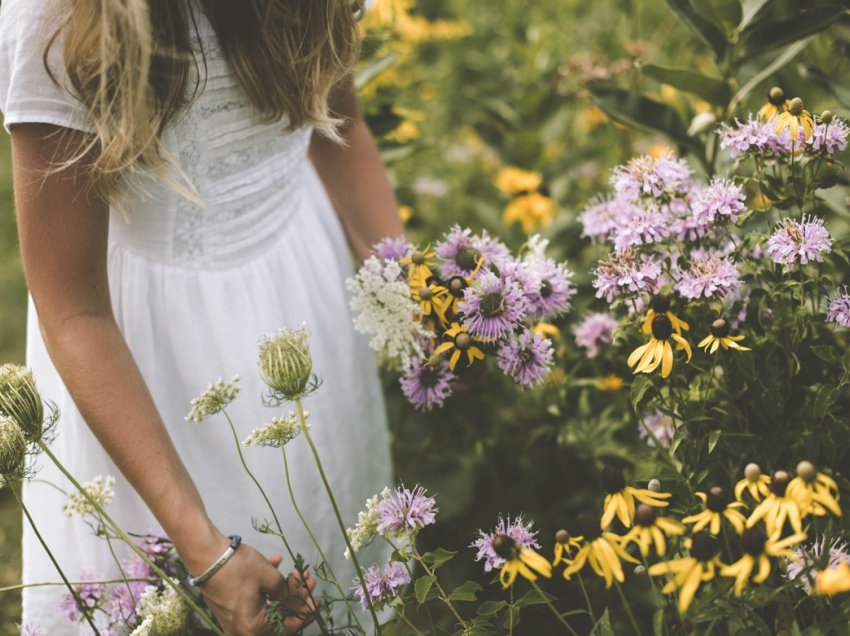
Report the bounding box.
[435,225,510,279]
[612,205,671,253]
[719,116,798,157]
[786,536,850,592]
[675,253,741,300]
[400,358,455,411]
[827,287,850,327]
[690,178,746,234]
[376,485,438,536]
[524,258,575,320]
[808,119,849,155]
[639,411,677,449]
[18,626,47,636]
[472,515,540,573]
[353,561,411,610]
[373,236,413,262]
[459,271,529,340]
[497,330,554,387]
[579,196,633,243]
[58,571,106,622]
[593,249,663,303]
[611,153,693,201]
[574,312,619,357]
[766,216,832,266]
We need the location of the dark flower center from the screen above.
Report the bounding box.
[411,250,427,266]
[690,532,720,562]
[419,366,442,389]
[741,527,767,557]
[492,534,518,560]
[540,280,553,298]
[651,294,671,313]
[601,467,626,494]
[651,314,673,340]
[635,504,658,527]
[456,247,481,271]
[454,333,472,350]
[419,287,434,301]
[448,276,468,297]
[788,97,804,117]
[709,319,730,338]
[555,529,570,544]
[768,86,785,106]
[575,511,602,540]
[706,487,728,512]
[480,293,505,318]
[770,470,790,497]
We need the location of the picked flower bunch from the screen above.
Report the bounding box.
[347,228,575,410]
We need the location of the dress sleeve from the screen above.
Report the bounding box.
[0,0,92,133]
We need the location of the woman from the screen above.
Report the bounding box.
[0,0,402,632]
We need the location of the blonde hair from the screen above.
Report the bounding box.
[45,0,364,205]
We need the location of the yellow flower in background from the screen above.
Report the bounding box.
[578,105,608,132]
[775,97,815,142]
[628,314,692,379]
[648,143,675,159]
[815,562,850,596]
[533,322,560,340]
[721,527,807,597]
[597,374,623,391]
[698,319,750,354]
[600,467,671,528]
[363,0,412,28]
[495,167,543,195]
[552,529,583,566]
[622,504,685,557]
[746,470,808,536]
[682,487,747,535]
[648,532,723,613]
[387,119,420,143]
[758,86,788,121]
[641,295,689,336]
[433,322,485,371]
[491,534,552,588]
[735,463,771,503]
[503,193,556,233]
[398,205,413,223]
[787,461,842,518]
[562,512,639,588]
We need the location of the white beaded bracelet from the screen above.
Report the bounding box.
[187,535,242,587]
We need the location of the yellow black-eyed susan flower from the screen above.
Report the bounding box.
[601,467,671,528]
[400,246,436,282]
[720,526,807,596]
[648,532,723,613]
[628,314,692,379]
[682,487,747,535]
[553,529,583,566]
[409,270,450,321]
[503,192,556,233]
[697,319,750,354]
[815,562,850,596]
[735,463,770,503]
[597,374,623,391]
[747,470,809,537]
[533,322,560,340]
[775,97,815,142]
[492,534,552,588]
[494,166,543,195]
[787,461,841,518]
[433,322,485,371]
[758,86,788,121]
[622,504,685,557]
[562,512,639,588]
[642,295,689,336]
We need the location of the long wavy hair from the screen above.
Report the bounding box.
[45,0,365,205]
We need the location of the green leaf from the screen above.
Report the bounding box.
[631,375,655,412]
[596,608,616,636]
[421,548,456,568]
[729,38,813,112]
[811,345,842,368]
[738,0,772,31]
[708,429,722,454]
[448,580,483,602]
[665,0,728,59]
[641,64,731,105]
[653,608,665,636]
[744,7,845,56]
[476,600,508,618]
[515,588,556,608]
[814,385,839,419]
[414,575,436,605]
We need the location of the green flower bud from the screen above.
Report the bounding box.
[820,111,834,125]
[0,416,26,480]
[788,97,804,117]
[0,364,44,443]
[258,325,314,401]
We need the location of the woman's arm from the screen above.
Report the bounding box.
[11,123,312,635]
[309,74,404,260]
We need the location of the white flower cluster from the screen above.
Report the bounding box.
[522,234,550,263]
[346,257,429,370]
[344,486,391,559]
[185,375,241,423]
[63,475,116,517]
[130,583,188,636]
[243,411,306,448]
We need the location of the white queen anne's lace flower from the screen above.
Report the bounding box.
[130,583,188,636]
[345,487,391,558]
[243,411,305,448]
[63,475,116,517]
[185,375,241,423]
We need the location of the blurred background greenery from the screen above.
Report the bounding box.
[2,0,849,630]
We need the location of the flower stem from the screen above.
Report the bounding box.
[614,580,643,636]
[295,398,383,634]
[508,585,514,636]
[397,610,425,635]
[411,546,469,632]
[0,578,156,594]
[529,578,579,636]
[37,441,223,635]
[11,483,102,636]
[576,574,596,630]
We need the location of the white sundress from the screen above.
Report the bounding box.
[0,0,391,632]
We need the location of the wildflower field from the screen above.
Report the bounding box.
[3,0,850,633]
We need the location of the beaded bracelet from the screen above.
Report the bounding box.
[187,535,242,587]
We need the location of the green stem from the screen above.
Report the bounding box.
[528,578,578,636]
[397,610,425,636]
[509,585,514,636]
[614,580,643,636]
[281,445,364,631]
[576,574,596,633]
[11,483,102,636]
[37,441,223,635]
[411,547,469,632]
[295,398,383,634]
[0,578,156,594]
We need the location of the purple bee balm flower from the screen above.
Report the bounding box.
[376,485,438,536]
[612,205,671,253]
[639,411,677,449]
[574,312,619,357]
[827,287,850,327]
[675,253,741,300]
[497,329,554,387]
[18,626,47,636]
[766,216,832,266]
[611,153,692,201]
[58,571,106,622]
[808,119,849,155]
[592,249,663,303]
[352,562,411,611]
[500,258,542,302]
[690,178,746,235]
[472,515,540,573]
[400,358,454,411]
[435,225,510,279]
[372,236,413,262]
[579,196,636,243]
[719,116,798,158]
[786,536,850,592]
[524,259,575,320]
[459,271,529,340]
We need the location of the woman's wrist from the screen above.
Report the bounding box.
[168,511,230,576]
